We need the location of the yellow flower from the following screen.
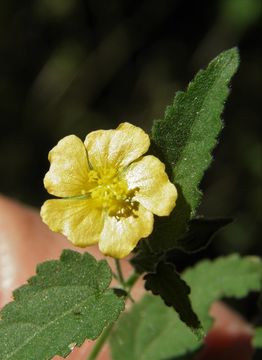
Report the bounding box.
[41,123,177,258]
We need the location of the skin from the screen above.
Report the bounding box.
[0,195,254,359]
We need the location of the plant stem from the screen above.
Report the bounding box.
[115,258,125,288]
[87,323,114,360]
[124,271,139,289]
[114,259,136,302]
[112,271,118,280]
[125,272,140,303]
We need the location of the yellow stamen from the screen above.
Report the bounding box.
[89,169,139,219]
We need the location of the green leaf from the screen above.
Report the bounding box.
[148,48,239,252]
[183,254,262,331]
[110,295,200,360]
[0,250,124,360]
[110,255,262,360]
[144,262,203,338]
[253,327,262,348]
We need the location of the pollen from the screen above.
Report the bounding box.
[89,169,139,219]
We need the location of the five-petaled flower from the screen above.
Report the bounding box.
[41,123,177,258]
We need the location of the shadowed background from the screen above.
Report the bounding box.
[0,0,261,356]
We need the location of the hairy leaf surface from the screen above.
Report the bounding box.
[148,48,239,252]
[0,250,124,360]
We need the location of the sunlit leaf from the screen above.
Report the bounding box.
[0,250,124,360]
[148,48,239,252]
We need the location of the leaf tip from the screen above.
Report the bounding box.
[217,47,240,73]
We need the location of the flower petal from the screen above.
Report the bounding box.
[40,199,104,247]
[99,205,153,258]
[44,135,91,197]
[125,155,177,216]
[84,122,150,170]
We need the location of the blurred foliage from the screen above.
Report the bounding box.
[0,1,261,264]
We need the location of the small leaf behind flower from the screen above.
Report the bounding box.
[132,217,232,273]
[0,250,124,360]
[175,217,232,253]
[144,262,203,338]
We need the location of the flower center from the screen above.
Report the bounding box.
[87,168,139,219]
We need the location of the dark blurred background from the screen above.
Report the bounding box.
[0,0,261,319]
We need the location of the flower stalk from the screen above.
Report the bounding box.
[115,259,125,287]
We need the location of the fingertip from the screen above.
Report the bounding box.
[196,302,254,360]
